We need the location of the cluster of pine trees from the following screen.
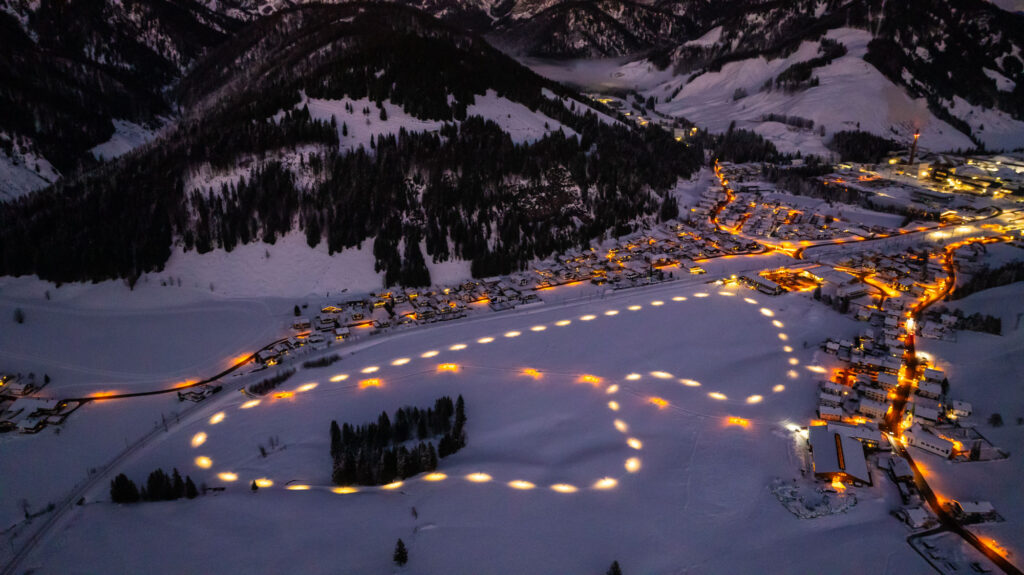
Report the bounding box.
[952,260,1024,301]
[110,468,199,503]
[248,369,296,395]
[302,354,340,369]
[330,395,466,486]
[772,38,847,93]
[827,130,900,164]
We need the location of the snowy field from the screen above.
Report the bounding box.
[17,286,932,573]
[0,287,285,394]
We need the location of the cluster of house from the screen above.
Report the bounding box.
[889,152,1024,198]
[821,246,951,323]
[0,373,39,397]
[818,318,972,460]
[711,162,889,244]
[0,395,80,434]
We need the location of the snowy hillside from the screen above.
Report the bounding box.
[656,29,979,154]
[528,27,1023,156]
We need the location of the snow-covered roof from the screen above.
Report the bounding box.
[809,425,870,484]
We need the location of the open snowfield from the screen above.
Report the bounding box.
[0,285,285,394]
[16,285,931,573]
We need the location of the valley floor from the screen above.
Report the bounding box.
[10,283,932,573]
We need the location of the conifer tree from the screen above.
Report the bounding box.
[185,477,199,499]
[607,560,623,575]
[172,468,185,499]
[393,539,408,566]
[110,473,140,503]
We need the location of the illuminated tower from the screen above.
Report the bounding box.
[909,130,920,165]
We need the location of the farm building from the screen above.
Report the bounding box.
[808,424,871,485]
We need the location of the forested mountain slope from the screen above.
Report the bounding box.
[0,4,701,287]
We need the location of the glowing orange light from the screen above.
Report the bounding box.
[421,350,439,358]
[423,473,447,482]
[285,484,309,491]
[555,320,572,326]
[625,457,641,473]
[606,384,619,394]
[477,337,495,344]
[648,396,669,409]
[550,483,578,493]
[625,373,642,381]
[380,481,403,490]
[437,363,460,372]
[217,472,238,482]
[273,391,295,399]
[391,357,411,366]
[608,401,620,411]
[708,392,727,400]
[593,477,618,490]
[191,432,208,448]
[254,478,274,488]
[746,395,763,404]
[209,412,226,425]
[650,371,672,379]
[614,419,629,432]
[522,368,542,379]
[359,378,382,389]
[508,480,535,490]
[726,416,750,428]
[296,382,318,392]
[580,374,602,385]
[580,314,597,321]
[240,399,261,409]
[466,473,492,483]
[680,379,701,387]
[450,343,468,351]
[332,486,358,494]
[194,456,212,469]
[626,437,643,449]
[831,478,846,491]
[330,374,349,382]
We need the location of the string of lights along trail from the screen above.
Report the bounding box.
[188,289,824,495]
